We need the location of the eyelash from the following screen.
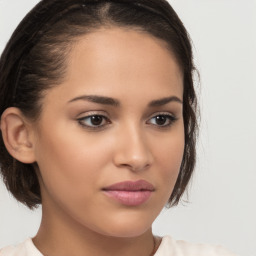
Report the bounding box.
[77,114,111,130]
[147,113,178,127]
[77,112,177,130]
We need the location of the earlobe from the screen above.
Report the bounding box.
[0,107,36,164]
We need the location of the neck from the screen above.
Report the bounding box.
[33,205,156,256]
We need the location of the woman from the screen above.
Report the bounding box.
[0,0,237,255]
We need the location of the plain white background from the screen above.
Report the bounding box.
[0,1,255,255]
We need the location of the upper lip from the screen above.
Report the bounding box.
[102,180,155,191]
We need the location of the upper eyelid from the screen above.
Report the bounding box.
[147,111,176,119]
[77,114,109,120]
[76,110,177,119]
[76,110,110,118]
[77,114,111,124]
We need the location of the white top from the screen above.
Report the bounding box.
[0,236,238,256]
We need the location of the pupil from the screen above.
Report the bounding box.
[91,116,103,125]
[156,115,166,125]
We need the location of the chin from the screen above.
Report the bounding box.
[100,225,151,238]
[91,212,154,238]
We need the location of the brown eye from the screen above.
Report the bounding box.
[78,115,110,128]
[155,115,168,126]
[90,115,103,126]
[147,114,177,127]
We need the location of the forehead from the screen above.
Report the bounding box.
[44,27,183,106]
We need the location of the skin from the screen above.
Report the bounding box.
[4,27,185,256]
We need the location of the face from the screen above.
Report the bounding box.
[32,27,184,238]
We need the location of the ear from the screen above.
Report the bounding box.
[0,107,36,164]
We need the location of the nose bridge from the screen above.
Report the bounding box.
[113,120,153,171]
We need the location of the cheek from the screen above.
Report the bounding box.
[34,126,111,202]
[35,121,110,172]
[152,126,185,193]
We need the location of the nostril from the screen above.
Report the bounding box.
[119,162,151,173]
[112,129,153,171]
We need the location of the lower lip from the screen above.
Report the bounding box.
[103,190,152,206]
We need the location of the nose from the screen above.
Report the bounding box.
[113,124,153,172]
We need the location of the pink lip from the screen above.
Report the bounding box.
[102,180,154,206]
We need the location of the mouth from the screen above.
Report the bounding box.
[102,180,155,206]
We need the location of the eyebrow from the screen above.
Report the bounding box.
[68,95,182,107]
[68,95,120,106]
[148,96,183,107]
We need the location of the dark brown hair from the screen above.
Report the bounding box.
[0,0,198,209]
